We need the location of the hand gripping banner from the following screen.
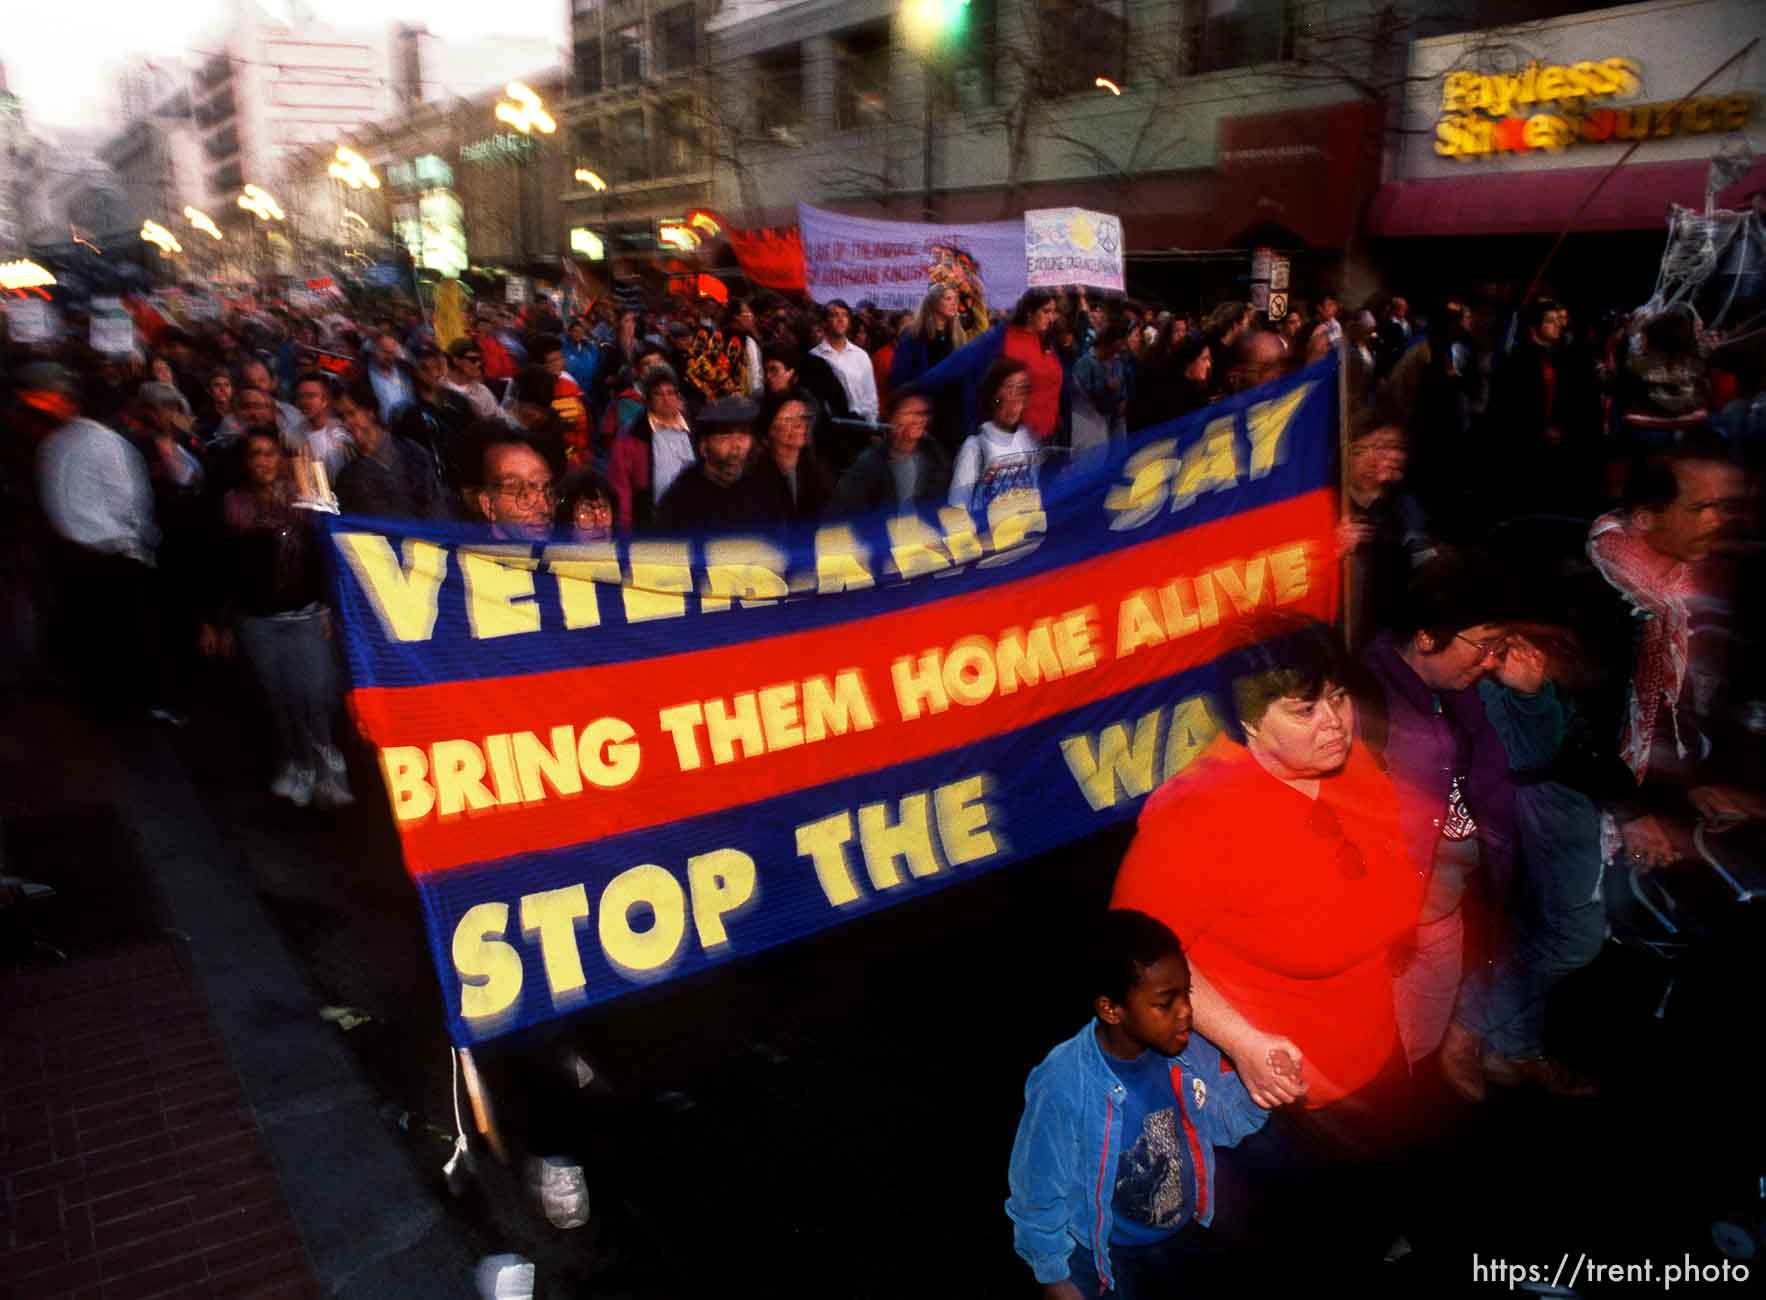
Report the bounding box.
[324,356,1342,1045]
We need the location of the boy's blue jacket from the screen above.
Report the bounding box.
[1006,1019,1266,1289]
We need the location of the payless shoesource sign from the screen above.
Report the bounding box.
[1435,57,1757,160]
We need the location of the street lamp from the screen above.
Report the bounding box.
[901,0,971,221]
[0,260,55,290]
[237,184,285,222]
[329,146,380,190]
[494,83,554,268]
[574,167,607,192]
[184,206,223,239]
[140,220,182,256]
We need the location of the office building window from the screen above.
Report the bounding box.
[655,5,697,75]
[614,108,647,182]
[835,23,891,130]
[575,37,603,95]
[756,45,805,136]
[659,99,700,174]
[609,24,647,87]
[1179,0,1297,76]
[1039,0,1127,97]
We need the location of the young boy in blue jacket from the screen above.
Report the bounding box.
[1006,910,1266,1298]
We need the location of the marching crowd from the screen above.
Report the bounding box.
[2,267,1762,1291]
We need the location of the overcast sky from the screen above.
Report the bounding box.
[6,0,568,129]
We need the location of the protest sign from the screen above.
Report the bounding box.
[798,203,1026,315]
[5,298,59,344]
[325,357,1341,1046]
[1024,208,1124,293]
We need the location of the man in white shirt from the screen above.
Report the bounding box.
[445,338,503,420]
[25,363,170,717]
[810,299,879,421]
[293,370,355,484]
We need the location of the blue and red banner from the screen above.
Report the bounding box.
[324,356,1342,1046]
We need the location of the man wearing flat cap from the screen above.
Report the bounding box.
[654,395,789,534]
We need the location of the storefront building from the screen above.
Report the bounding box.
[1369,0,1766,302]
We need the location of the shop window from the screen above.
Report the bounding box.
[1039,0,1126,97]
[659,99,701,175]
[1179,0,1296,76]
[835,23,891,131]
[609,24,647,88]
[574,37,603,96]
[614,108,648,182]
[756,45,805,137]
[655,5,697,76]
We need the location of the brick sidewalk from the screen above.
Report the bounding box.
[1,940,320,1300]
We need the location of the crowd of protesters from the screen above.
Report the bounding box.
[3,261,1763,1291]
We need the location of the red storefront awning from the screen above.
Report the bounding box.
[1368,157,1766,238]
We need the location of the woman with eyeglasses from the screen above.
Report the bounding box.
[1111,616,1423,1275]
[948,358,1041,512]
[754,389,835,521]
[554,467,615,542]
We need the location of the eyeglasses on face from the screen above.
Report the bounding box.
[1455,631,1508,660]
[492,478,556,504]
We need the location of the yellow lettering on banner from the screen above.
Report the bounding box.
[702,538,790,611]
[514,725,584,802]
[1117,590,1166,657]
[802,671,877,742]
[460,547,541,640]
[577,718,640,787]
[381,746,436,822]
[1055,609,1101,671]
[1171,417,1240,511]
[978,494,1047,567]
[815,525,875,594]
[934,775,999,865]
[520,884,591,1009]
[936,507,986,567]
[757,683,805,752]
[658,702,707,771]
[1106,439,1178,531]
[1211,556,1269,616]
[625,542,692,622]
[886,513,955,579]
[1196,573,1221,626]
[433,738,496,817]
[942,638,998,707]
[996,622,1062,694]
[453,902,522,1023]
[1246,383,1312,479]
[598,864,688,976]
[543,543,620,629]
[686,848,758,949]
[893,651,950,721]
[795,812,862,906]
[484,733,521,804]
[704,693,766,765]
[334,534,448,642]
[1061,710,1163,811]
[1269,542,1311,603]
[1158,579,1204,637]
[859,793,941,888]
[1163,697,1221,782]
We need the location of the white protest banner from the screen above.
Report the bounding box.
[1025,208,1124,293]
[797,203,1026,317]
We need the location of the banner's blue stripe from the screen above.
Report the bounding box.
[326,357,1337,691]
[417,658,1231,1046]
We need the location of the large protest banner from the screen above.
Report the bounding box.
[324,357,1341,1046]
[797,202,1028,314]
[1024,208,1125,293]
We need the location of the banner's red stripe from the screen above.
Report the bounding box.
[352,491,1336,876]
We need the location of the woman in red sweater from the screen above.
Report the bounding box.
[1001,290,1064,442]
[1112,620,1422,1125]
